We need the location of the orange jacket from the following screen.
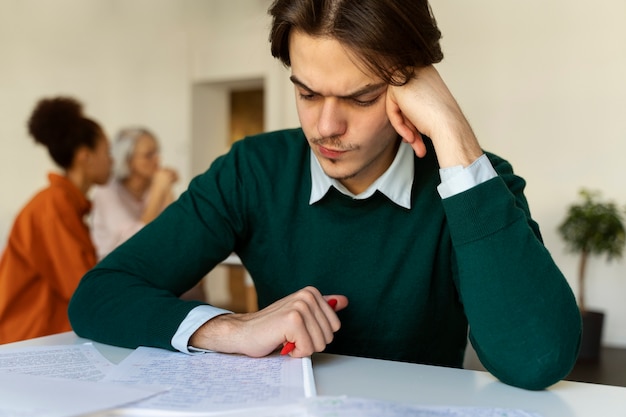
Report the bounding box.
[0,173,96,344]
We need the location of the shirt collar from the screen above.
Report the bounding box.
[309,140,414,209]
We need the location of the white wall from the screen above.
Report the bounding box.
[1,0,625,346]
[433,1,626,347]
[0,0,200,241]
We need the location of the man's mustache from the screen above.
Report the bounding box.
[310,136,355,151]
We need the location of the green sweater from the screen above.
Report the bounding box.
[69,128,580,390]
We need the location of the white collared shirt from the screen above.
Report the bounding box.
[309,140,497,207]
[309,140,415,208]
[172,141,498,353]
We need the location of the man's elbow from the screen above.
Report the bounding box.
[68,272,96,339]
[504,352,578,390]
[487,335,581,391]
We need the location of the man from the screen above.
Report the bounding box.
[69,0,581,391]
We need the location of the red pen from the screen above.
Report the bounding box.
[280,298,338,355]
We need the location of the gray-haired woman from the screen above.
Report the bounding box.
[90,127,178,260]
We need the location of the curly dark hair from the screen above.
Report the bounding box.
[268,0,443,86]
[27,96,102,169]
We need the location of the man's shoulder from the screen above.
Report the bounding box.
[229,128,309,166]
[198,128,309,181]
[234,128,306,150]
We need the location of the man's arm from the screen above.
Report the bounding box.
[386,66,581,390]
[442,168,581,390]
[189,287,347,357]
[70,141,348,357]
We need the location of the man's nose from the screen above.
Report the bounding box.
[317,99,347,139]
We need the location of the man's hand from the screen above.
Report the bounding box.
[386,65,483,168]
[189,286,348,358]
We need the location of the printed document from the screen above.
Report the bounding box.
[0,344,165,417]
[101,346,315,413]
[0,343,114,381]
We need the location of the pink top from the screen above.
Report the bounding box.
[90,180,148,260]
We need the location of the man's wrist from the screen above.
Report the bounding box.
[171,305,232,353]
[189,313,242,354]
[431,118,483,168]
[437,154,497,198]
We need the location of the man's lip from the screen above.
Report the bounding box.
[319,145,347,158]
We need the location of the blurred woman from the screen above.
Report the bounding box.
[0,96,112,344]
[91,128,207,301]
[90,127,179,260]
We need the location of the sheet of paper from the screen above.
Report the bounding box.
[0,343,114,381]
[101,346,314,413]
[84,403,309,417]
[0,372,166,417]
[304,396,545,417]
[79,396,546,417]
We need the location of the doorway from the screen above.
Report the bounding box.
[227,88,264,313]
[191,80,264,313]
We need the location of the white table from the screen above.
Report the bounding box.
[2,332,625,416]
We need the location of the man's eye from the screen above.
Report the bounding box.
[299,93,316,101]
[353,96,380,107]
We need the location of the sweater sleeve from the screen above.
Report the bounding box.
[69,153,243,350]
[442,154,581,390]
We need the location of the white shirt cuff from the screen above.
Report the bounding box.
[437,154,497,198]
[171,305,232,354]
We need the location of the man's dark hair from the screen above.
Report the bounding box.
[269,0,443,86]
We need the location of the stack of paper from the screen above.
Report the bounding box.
[0,343,544,417]
[100,346,315,413]
[0,344,314,416]
[0,344,165,417]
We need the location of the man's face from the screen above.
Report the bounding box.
[289,30,399,195]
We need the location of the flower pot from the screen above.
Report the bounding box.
[577,310,605,362]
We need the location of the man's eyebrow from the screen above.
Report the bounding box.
[289,75,386,99]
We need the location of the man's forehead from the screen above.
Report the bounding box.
[288,31,385,96]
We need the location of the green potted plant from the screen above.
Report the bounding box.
[558,188,626,361]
